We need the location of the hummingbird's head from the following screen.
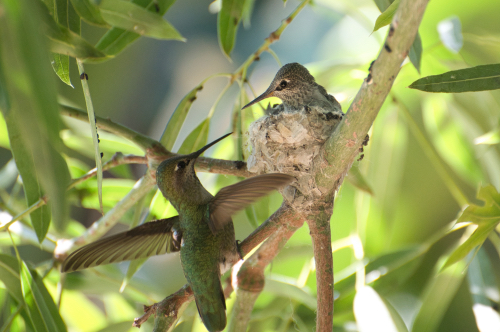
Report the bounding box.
[242,63,316,109]
[156,133,232,206]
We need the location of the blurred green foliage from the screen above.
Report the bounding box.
[1,0,500,331]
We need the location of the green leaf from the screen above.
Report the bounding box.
[70,0,108,27]
[98,0,184,40]
[437,16,463,53]
[160,82,204,150]
[0,254,22,303]
[5,116,51,241]
[96,0,177,55]
[218,0,245,58]
[409,32,422,74]
[412,263,466,332]
[20,261,67,332]
[37,1,109,62]
[354,286,408,332]
[52,53,72,87]
[373,0,400,32]
[443,185,500,268]
[49,0,72,86]
[1,0,72,236]
[177,119,209,154]
[408,64,500,93]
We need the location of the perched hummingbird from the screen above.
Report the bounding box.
[62,133,294,332]
[242,62,343,114]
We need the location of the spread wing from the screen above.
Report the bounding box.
[208,173,294,233]
[62,216,181,272]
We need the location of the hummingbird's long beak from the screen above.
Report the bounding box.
[192,132,232,158]
[242,88,275,110]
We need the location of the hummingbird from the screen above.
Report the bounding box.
[62,133,294,332]
[242,62,343,115]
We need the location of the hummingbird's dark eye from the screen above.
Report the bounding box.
[276,80,287,91]
[176,160,187,171]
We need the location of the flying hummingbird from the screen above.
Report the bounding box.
[242,62,343,115]
[62,133,294,332]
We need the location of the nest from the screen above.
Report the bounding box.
[247,104,344,210]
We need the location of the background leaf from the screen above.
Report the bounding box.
[95,0,177,55]
[98,0,184,40]
[373,0,399,32]
[409,64,500,92]
[218,0,245,58]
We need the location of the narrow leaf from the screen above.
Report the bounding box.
[96,0,177,55]
[159,82,204,150]
[1,0,74,237]
[409,32,422,73]
[70,0,108,27]
[51,0,72,86]
[443,185,500,268]
[373,0,400,32]
[412,263,465,332]
[0,254,22,303]
[38,1,109,62]
[408,64,500,93]
[20,262,67,332]
[98,0,184,40]
[218,0,245,58]
[5,115,51,241]
[177,119,209,154]
[437,16,463,53]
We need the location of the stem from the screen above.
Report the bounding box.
[227,204,306,331]
[76,60,104,214]
[60,105,162,153]
[306,197,335,331]
[235,0,311,82]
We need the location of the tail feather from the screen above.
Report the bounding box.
[193,283,226,332]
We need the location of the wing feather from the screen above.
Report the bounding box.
[62,216,180,272]
[208,173,294,233]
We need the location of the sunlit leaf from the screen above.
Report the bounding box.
[437,16,463,53]
[408,64,500,93]
[49,0,72,86]
[444,185,500,268]
[474,129,500,145]
[177,119,209,154]
[96,0,177,55]
[38,1,109,62]
[373,0,399,32]
[70,0,108,27]
[20,261,67,332]
[0,254,22,303]
[218,0,245,58]
[98,0,184,40]
[354,286,408,332]
[409,32,422,73]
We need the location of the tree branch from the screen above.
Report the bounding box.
[227,203,306,331]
